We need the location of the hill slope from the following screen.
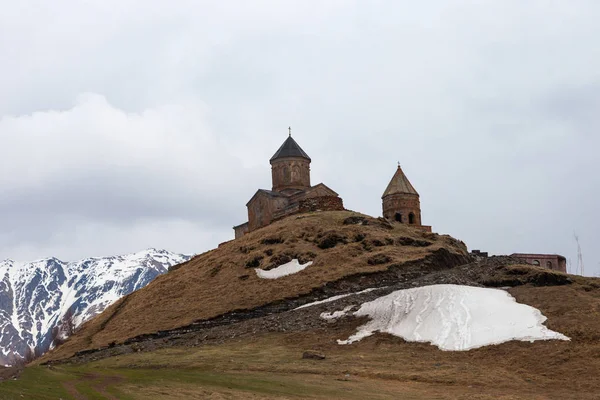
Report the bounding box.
[41,211,469,361]
[16,256,600,399]
[10,210,600,399]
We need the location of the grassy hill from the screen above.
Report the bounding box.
[38,211,469,362]
[4,210,599,399]
[4,274,600,399]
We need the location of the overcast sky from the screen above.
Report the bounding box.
[1,1,598,276]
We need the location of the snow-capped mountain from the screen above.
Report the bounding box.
[0,248,190,366]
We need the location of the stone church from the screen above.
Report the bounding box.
[381,164,432,232]
[233,133,344,238]
[233,133,430,238]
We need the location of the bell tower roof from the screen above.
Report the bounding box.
[270,131,311,162]
[382,165,419,197]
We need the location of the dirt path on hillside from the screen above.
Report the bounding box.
[62,379,86,400]
[61,373,123,400]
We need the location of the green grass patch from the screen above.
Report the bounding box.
[0,367,72,399]
[0,363,343,400]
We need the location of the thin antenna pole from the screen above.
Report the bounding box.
[574,233,584,276]
[288,126,291,137]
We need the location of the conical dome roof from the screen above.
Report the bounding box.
[382,165,419,197]
[270,136,311,162]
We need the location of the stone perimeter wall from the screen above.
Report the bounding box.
[271,196,345,223]
[298,196,344,213]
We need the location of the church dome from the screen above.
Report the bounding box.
[382,165,419,198]
[270,136,311,162]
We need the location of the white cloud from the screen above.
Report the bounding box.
[0,94,262,260]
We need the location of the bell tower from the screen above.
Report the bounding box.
[270,129,311,194]
[382,164,422,226]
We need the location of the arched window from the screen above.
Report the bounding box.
[394,213,402,223]
[546,261,553,269]
[409,213,415,224]
[532,260,540,266]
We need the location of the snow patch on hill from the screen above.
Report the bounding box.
[255,259,313,279]
[321,306,354,321]
[334,284,569,350]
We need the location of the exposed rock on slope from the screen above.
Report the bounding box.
[41,211,470,362]
[0,249,189,365]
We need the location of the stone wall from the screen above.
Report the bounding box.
[511,253,567,273]
[233,222,249,239]
[271,196,345,224]
[298,196,345,213]
[414,225,433,233]
[471,250,489,258]
[272,202,300,221]
[247,194,289,231]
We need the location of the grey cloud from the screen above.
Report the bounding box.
[0,1,599,275]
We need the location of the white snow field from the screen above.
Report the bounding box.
[255,259,313,279]
[334,284,569,350]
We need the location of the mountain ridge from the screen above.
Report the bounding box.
[0,248,190,366]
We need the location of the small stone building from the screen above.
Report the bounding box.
[382,165,432,232]
[511,253,567,273]
[233,134,343,238]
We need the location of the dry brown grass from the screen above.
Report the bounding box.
[18,227,600,399]
[41,211,467,362]
[85,276,600,399]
